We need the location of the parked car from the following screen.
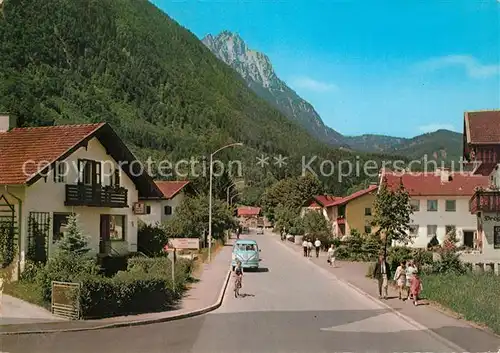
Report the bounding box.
[232,239,260,270]
[256,226,264,234]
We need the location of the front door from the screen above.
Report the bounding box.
[463,231,474,248]
[99,215,110,255]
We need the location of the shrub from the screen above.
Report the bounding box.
[137,222,169,257]
[387,246,413,271]
[78,272,175,319]
[35,254,100,303]
[431,250,467,275]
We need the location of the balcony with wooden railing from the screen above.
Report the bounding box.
[65,184,128,208]
[469,189,500,214]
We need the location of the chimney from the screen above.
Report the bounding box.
[0,114,17,132]
[436,167,452,183]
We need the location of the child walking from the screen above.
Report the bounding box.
[410,273,423,306]
[394,261,407,300]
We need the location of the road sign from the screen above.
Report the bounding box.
[168,238,200,250]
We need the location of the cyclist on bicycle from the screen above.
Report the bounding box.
[234,260,243,287]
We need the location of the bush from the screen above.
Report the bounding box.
[430,250,467,275]
[78,272,175,319]
[422,273,500,334]
[387,246,413,271]
[137,222,169,257]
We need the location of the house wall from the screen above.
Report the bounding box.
[345,193,376,235]
[140,193,185,226]
[491,165,500,187]
[480,212,500,258]
[21,137,139,262]
[406,196,476,248]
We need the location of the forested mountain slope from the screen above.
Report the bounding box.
[0,0,401,196]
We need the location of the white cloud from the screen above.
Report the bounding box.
[415,55,500,79]
[418,123,455,133]
[290,76,339,93]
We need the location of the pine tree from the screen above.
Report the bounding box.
[56,214,90,256]
[372,177,413,257]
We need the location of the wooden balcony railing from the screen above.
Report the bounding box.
[65,184,128,208]
[469,190,500,214]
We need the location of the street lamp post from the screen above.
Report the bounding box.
[230,192,241,204]
[209,142,243,262]
[226,181,245,204]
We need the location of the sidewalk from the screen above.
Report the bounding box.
[0,241,233,335]
[279,236,500,353]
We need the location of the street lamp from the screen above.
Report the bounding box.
[230,192,241,204]
[209,142,243,262]
[227,180,245,204]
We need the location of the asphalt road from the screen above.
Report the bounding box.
[2,230,465,353]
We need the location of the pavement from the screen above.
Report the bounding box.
[0,295,66,325]
[0,240,233,335]
[3,229,500,353]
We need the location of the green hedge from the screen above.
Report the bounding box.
[422,273,500,335]
[78,272,175,319]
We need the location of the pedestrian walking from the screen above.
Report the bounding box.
[409,273,423,306]
[314,238,321,258]
[405,260,417,300]
[307,240,313,257]
[327,244,336,267]
[394,261,407,300]
[373,254,391,300]
[302,238,308,257]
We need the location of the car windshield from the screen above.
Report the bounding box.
[236,244,256,251]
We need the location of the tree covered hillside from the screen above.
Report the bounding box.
[0,0,402,196]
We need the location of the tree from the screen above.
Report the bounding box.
[56,214,90,256]
[301,210,332,243]
[372,177,413,257]
[164,195,237,241]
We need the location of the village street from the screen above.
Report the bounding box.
[3,229,493,353]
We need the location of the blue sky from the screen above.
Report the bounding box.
[152,0,500,138]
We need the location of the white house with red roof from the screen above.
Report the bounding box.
[380,168,490,249]
[138,180,191,226]
[463,110,500,257]
[0,115,163,277]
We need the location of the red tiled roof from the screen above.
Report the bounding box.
[313,195,342,207]
[383,172,490,196]
[237,206,261,216]
[154,180,190,199]
[0,123,104,185]
[465,110,500,144]
[333,185,378,206]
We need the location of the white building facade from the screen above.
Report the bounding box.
[139,181,190,226]
[0,118,162,278]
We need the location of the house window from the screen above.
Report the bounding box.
[410,199,420,212]
[409,225,419,236]
[146,205,151,214]
[427,200,438,212]
[109,215,125,241]
[113,169,120,187]
[364,226,372,234]
[164,205,172,215]
[445,200,456,212]
[445,225,456,236]
[78,159,101,185]
[364,207,372,216]
[494,226,500,249]
[54,161,67,183]
[427,225,437,237]
[53,213,71,243]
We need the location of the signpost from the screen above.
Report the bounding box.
[163,238,200,292]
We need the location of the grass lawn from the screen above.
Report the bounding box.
[3,280,48,309]
[422,273,500,335]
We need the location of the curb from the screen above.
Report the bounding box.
[0,269,232,336]
[276,237,468,353]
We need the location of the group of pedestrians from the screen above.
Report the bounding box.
[301,238,338,267]
[373,254,423,306]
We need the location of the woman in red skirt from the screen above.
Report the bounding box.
[410,273,423,306]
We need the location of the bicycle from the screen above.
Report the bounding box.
[234,275,242,298]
